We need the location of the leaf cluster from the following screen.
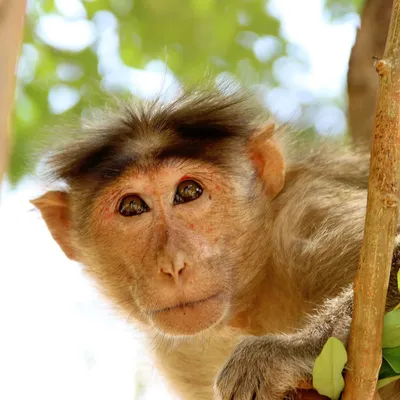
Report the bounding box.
[312,270,400,398]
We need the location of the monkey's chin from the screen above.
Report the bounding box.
[150,293,227,336]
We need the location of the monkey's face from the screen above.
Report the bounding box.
[68,162,265,336]
[32,103,284,337]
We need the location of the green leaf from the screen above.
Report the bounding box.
[383,309,400,348]
[383,347,400,373]
[397,267,400,293]
[377,375,400,390]
[312,337,347,400]
[379,358,399,380]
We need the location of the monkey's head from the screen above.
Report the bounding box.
[32,90,285,336]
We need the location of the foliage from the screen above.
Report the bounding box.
[11,0,361,183]
[325,0,363,20]
[312,337,347,400]
[12,0,282,182]
[378,312,400,389]
[312,269,400,398]
[382,309,400,348]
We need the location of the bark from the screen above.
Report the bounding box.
[342,0,400,398]
[0,0,26,183]
[347,0,393,147]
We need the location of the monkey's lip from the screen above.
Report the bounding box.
[151,292,222,314]
[149,291,227,335]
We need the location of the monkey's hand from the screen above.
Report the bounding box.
[214,334,315,400]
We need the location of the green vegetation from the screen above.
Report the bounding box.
[12,0,361,183]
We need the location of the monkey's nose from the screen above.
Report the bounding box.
[160,262,187,284]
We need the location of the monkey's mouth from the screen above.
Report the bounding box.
[152,292,222,314]
[148,292,226,335]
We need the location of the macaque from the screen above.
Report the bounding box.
[32,88,400,400]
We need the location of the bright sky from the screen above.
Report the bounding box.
[0,1,359,399]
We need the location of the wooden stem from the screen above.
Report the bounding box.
[0,0,26,183]
[342,1,400,399]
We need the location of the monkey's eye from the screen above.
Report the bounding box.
[174,180,203,205]
[119,195,149,217]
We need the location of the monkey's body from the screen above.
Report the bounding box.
[32,89,400,399]
[151,148,400,400]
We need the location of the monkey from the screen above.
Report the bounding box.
[31,87,400,400]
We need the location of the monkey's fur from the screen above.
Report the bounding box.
[32,88,400,399]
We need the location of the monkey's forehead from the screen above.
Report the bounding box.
[43,130,247,187]
[41,89,266,185]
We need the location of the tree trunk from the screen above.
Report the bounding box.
[0,0,26,183]
[347,0,393,147]
[342,0,400,398]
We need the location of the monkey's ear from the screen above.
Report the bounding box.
[249,122,285,199]
[31,191,77,261]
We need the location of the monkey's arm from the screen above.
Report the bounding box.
[215,240,400,400]
[214,286,353,400]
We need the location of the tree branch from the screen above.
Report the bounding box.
[0,0,26,183]
[347,0,392,147]
[342,1,400,398]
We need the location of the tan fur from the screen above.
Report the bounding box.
[32,89,400,399]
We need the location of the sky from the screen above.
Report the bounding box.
[0,1,359,399]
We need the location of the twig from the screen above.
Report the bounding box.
[342,1,400,398]
[0,0,26,183]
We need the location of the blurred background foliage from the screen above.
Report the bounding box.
[11,0,362,184]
